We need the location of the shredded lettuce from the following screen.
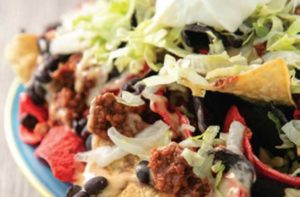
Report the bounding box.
[287,18,300,35]
[142,53,250,97]
[76,120,171,167]
[154,0,270,32]
[263,51,300,69]
[178,53,248,75]
[181,126,219,179]
[142,54,210,93]
[268,112,294,149]
[247,0,300,53]
[117,91,145,106]
[108,120,171,158]
[267,34,300,51]
[282,120,300,146]
[52,0,157,74]
[206,65,251,80]
[179,137,225,148]
[254,16,283,44]
[291,70,300,94]
[211,161,226,188]
[76,146,128,167]
[113,20,191,73]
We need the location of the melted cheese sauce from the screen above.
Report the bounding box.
[75,136,138,197]
[82,162,136,197]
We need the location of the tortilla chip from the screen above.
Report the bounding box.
[35,126,85,183]
[5,34,39,83]
[210,58,294,106]
[181,58,294,106]
[120,182,169,197]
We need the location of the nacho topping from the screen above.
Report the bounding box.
[88,93,147,140]
[210,58,294,106]
[149,143,211,196]
[145,56,295,106]
[35,126,85,182]
[49,88,86,126]
[8,0,300,196]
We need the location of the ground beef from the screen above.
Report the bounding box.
[49,88,86,126]
[296,5,300,15]
[87,92,147,139]
[149,143,211,197]
[52,54,82,90]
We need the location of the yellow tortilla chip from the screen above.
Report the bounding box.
[120,182,169,197]
[5,34,39,83]
[210,58,294,106]
[180,58,294,106]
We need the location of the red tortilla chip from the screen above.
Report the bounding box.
[35,126,85,182]
[19,92,48,145]
[19,92,48,122]
[20,125,43,145]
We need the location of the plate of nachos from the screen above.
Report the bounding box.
[5,0,300,196]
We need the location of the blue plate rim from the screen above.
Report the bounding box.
[4,79,54,197]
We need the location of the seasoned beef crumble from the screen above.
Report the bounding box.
[52,54,82,90]
[49,88,86,126]
[87,92,147,140]
[149,143,211,197]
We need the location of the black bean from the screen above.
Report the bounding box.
[122,77,145,95]
[212,149,253,172]
[193,97,207,133]
[136,160,150,184]
[26,85,45,105]
[84,176,108,195]
[73,191,89,197]
[131,11,138,28]
[107,67,121,81]
[117,42,127,49]
[58,54,71,62]
[225,36,243,48]
[66,185,82,197]
[141,108,160,124]
[85,134,92,151]
[73,118,87,136]
[35,69,52,83]
[81,126,90,140]
[181,24,213,50]
[33,81,46,98]
[212,149,255,187]
[21,114,38,130]
[43,56,60,71]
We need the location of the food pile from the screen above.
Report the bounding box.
[5,0,300,196]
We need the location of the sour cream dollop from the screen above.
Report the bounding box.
[154,0,271,32]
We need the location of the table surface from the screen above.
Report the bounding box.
[0,1,79,196]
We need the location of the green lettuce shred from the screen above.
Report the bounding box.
[282,120,300,146]
[181,126,219,179]
[268,112,294,149]
[211,161,226,188]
